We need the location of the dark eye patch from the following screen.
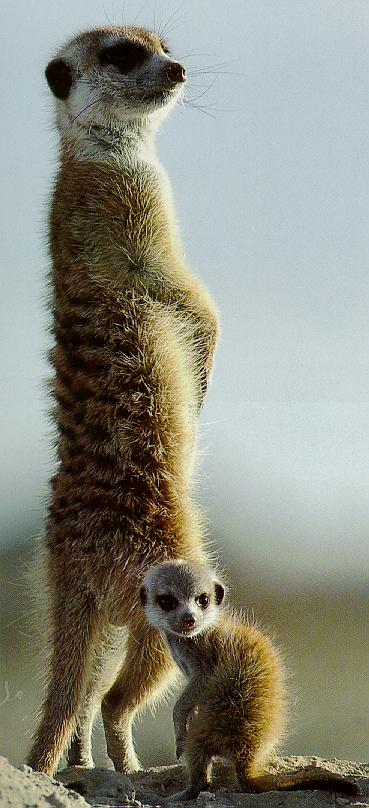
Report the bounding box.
[99,42,149,73]
[156,594,178,611]
[214,583,225,605]
[160,40,171,55]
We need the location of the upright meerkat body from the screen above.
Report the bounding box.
[28,26,219,776]
[141,561,358,800]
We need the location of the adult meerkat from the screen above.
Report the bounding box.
[141,561,359,800]
[27,26,219,776]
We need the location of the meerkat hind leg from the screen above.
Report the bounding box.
[171,743,213,801]
[67,691,98,767]
[67,626,125,768]
[102,625,176,774]
[27,584,99,776]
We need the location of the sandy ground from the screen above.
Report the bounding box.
[1,756,369,808]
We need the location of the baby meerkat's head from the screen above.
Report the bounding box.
[140,560,225,638]
[45,26,186,133]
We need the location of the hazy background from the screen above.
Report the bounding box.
[1,0,369,767]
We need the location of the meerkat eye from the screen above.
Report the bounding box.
[99,42,149,73]
[196,593,210,609]
[156,594,178,611]
[160,41,171,55]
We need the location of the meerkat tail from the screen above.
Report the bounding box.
[236,765,360,797]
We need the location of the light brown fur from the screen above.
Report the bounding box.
[141,561,359,800]
[27,26,219,776]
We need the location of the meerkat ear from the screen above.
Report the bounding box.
[139,586,147,606]
[214,582,225,605]
[45,59,73,100]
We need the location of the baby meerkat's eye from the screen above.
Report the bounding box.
[196,593,210,609]
[99,42,149,73]
[156,594,178,611]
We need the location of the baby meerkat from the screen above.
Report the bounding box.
[27,25,219,776]
[140,561,359,800]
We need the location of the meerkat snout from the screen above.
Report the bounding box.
[182,613,195,628]
[166,62,186,84]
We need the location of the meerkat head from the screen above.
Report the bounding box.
[45,27,186,136]
[140,560,225,638]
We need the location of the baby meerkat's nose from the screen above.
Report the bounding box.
[182,614,195,629]
[167,61,187,84]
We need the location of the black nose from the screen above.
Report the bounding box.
[166,61,186,84]
[182,614,195,628]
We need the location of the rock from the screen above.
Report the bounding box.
[57,766,135,804]
[0,755,88,807]
[1,756,368,808]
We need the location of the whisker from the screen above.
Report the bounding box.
[183,99,217,120]
[102,3,115,28]
[132,0,147,27]
[157,3,186,38]
[189,61,230,72]
[117,0,126,27]
[70,98,101,125]
[187,60,240,79]
[187,82,214,90]
[189,69,236,79]
[186,75,218,104]
[178,51,224,60]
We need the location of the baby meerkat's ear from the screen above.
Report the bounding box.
[45,59,73,100]
[139,586,147,606]
[214,582,225,605]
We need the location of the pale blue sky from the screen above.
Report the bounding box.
[1,0,369,584]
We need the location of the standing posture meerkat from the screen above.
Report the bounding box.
[27,26,219,777]
[140,561,359,800]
